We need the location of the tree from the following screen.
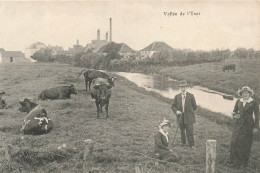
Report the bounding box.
[31,48,54,62]
[234,48,248,59]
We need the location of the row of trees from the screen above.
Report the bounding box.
[31,47,260,72]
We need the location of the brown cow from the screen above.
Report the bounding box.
[38,84,78,100]
[77,69,116,91]
[19,98,38,113]
[90,78,112,118]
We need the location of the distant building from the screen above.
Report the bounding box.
[24,42,47,62]
[85,30,109,53]
[0,49,29,63]
[97,42,135,58]
[140,41,174,58]
[49,45,64,55]
[67,40,85,55]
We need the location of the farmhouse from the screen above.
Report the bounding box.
[140,41,174,58]
[97,42,135,58]
[0,49,29,63]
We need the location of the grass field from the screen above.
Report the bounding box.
[157,58,260,102]
[0,63,259,173]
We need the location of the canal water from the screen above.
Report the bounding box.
[116,72,237,117]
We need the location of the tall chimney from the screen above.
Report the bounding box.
[110,18,112,42]
[97,29,100,40]
[77,39,79,45]
[106,32,108,41]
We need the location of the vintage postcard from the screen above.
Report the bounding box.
[0,1,259,173]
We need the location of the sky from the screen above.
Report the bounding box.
[0,1,259,52]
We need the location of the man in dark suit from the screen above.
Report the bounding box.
[171,80,197,150]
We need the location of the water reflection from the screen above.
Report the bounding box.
[116,72,236,117]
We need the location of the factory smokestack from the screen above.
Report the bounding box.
[106,32,108,41]
[97,29,100,40]
[77,39,79,45]
[109,18,112,42]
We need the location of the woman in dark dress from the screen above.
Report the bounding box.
[154,119,181,162]
[229,86,259,168]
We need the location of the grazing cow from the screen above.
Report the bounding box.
[38,84,78,100]
[21,105,53,135]
[0,91,7,109]
[19,98,38,113]
[77,69,116,91]
[90,78,112,118]
[222,64,236,72]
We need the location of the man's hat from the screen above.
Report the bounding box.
[178,80,188,87]
[236,86,254,97]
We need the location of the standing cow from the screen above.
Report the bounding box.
[38,84,78,100]
[90,78,112,119]
[77,69,116,91]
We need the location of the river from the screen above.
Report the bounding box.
[116,72,237,117]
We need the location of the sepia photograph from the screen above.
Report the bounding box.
[0,1,259,172]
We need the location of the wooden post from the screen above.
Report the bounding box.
[83,139,95,173]
[206,140,216,173]
[5,144,12,161]
[90,168,100,173]
[135,164,144,173]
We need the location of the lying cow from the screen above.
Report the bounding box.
[90,78,112,118]
[19,98,38,113]
[21,105,53,135]
[77,69,116,91]
[222,64,236,72]
[38,84,78,100]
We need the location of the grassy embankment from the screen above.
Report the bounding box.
[0,63,259,173]
[156,58,260,102]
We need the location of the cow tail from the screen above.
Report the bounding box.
[76,70,87,82]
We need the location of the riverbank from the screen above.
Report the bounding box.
[1,63,259,173]
[128,58,260,103]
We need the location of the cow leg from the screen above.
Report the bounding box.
[105,103,109,118]
[85,80,88,92]
[95,101,100,119]
[100,106,103,113]
[89,80,92,91]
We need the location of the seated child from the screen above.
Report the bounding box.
[154,118,181,162]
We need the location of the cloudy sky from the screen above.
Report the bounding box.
[0,1,259,52]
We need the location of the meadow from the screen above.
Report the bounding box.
[0,63,259,173]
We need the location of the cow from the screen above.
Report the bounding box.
[222,64,236,72]
[19,98,38,113]
[90,78,112,119]
[21,105,53,135]
[0,91,7,109]
[77,69,116,92]
[38,84,78,100]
